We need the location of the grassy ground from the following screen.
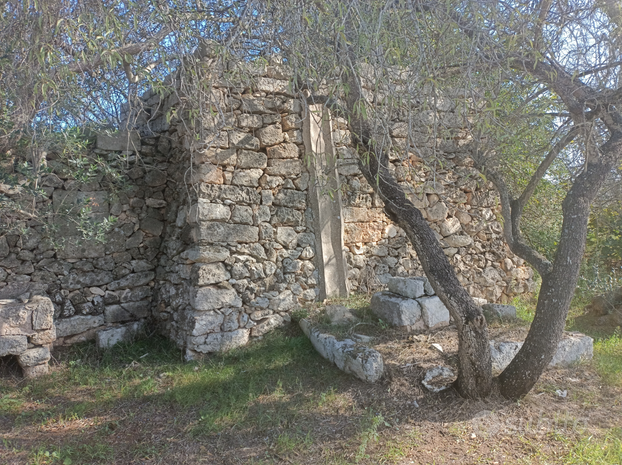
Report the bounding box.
[1,295,621,464]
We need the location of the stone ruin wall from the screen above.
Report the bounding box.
[0,58,534,363]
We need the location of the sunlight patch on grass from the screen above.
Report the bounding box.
[593,331,622,386]
[565,428,622,464]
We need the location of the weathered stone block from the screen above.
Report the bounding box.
[550,332,593,367]
[22,364,49,378]
[191,287,243,311]
[427,202,448,222]
[140,217,164,236]
[30,327,57,345]
[144,169,167,186]
[267,142,299,159]
[191,312,225,336]
[237,150,267,169]
[266,159,302,176]
[31,296,54,330]
[232,169,263,187]
[417,296,450,329]
[276,227,298,248]
[371,291,422,327]
[197,223,259,243]
[191,263,231,286]
[300,319,384,383]
[0,335,28,356]
[443,234,473,248]
[61,271,115,290]
[56,315,105,337]
[17,347,50,367]
[251,314,284,337]
[200,184,262,204]
[96,321,145,349]
[229,130,260,150]
[180,245,229,264]
[274,189,306,209]
[107,272,155,291]
[387,277,426,299]
[482,303,517,321]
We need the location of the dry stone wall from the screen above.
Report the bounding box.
[0,58,535,360]
[332,109,534,303]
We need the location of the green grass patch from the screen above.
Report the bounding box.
[511,294,537,324]
[565,428,622,464]
[593,331,622,386]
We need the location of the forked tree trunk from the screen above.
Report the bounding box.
[347,123,493,398]
[498,131,622,398]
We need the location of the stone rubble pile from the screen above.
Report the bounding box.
[371,277,451,331]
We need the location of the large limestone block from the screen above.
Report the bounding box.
[191,287,243,311]
[251,314,284,337]
[265,159,302,176]
[0,335,28,357]
[17,347,51,367]
[490,332,594,372]
[417,296,450,329]
[257,124,284,147]
[387,277,426,299]
[96,321,145,349]
[267,142,298,159]
[197,223,259,243]
[30,296,54,330]
[489,341,522,372]
[191,263,231,286]
[56,315,105,338]
[371,291,422,327]
[200,185,261,204]
[181,246,230,263]
[273,189,306,210]
[299,319,384,383]
[190,329,250,356]
[191,311,225,336]
[229,130,260,150]
[550,332,593,367]
[482,303,517,321]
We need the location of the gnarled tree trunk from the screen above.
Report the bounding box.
[498,130,622,398]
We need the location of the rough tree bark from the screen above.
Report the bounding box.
[325,64,494,399]
[495,129,622,397]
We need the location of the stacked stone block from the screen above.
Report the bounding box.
[0,296,55,377]
[371,277,450,331]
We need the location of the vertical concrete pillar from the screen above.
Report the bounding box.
[303,104,349,300]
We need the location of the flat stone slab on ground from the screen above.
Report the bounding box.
[96,321,145,349]
[490,332,594,372]
[299,319,384,383]
[371,291,423,328]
